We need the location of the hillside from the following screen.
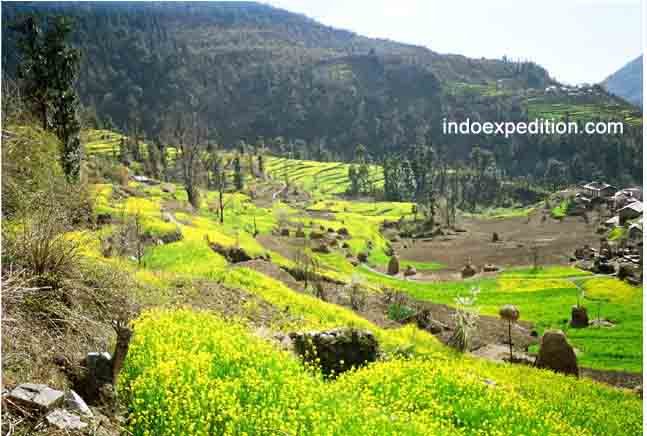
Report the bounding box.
[603,55,643,108]
[1,5,644,435]
[4,121,644,434]
[2,1,642,186]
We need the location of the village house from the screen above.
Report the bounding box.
[619,201,643,225]
[628,222,643,241]
[581,181,617,199]
[611,188,642,211]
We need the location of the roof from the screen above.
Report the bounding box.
[619,201,643,214]
[582,181,616,191]
[629,222,642,232]
[605,216,619,225]
[614,188,642,198]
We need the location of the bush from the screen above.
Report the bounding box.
[387,303,416,322]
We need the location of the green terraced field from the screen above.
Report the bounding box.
[265,157,383,197]
[358,266,642,372]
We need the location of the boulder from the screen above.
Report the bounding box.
[327,227,335,233]
[483,264,500,273]
[46,409,88,431]
[313,244,331,254]
[357,252,368,263]
[387,256,400,275]
[85,351,113,386]
[65,390,93,418]
[404,265,417,276]
[627,276,641,286]
[341,242,350,249]
[593,261,615,275]
[492,232,499,242]
[570,306,589,328]
[461,264,477,278]
[634,385,642,398]
[161,183,176,194]
[96,213,112,225]
[431,228,444,237]
[7,383,65,413]
[337,227,350,237]
[160,229,183,244]
[208,242,254,263]
[618,263,639,281]
[310,231,325,240]
[535,330,578,377]
[295,229,306,238]
[280,228,290,237]
[414,309,448,334]
[588,318,615,328]
[289,328,378,376]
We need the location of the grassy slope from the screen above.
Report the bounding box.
[358,265,642,372]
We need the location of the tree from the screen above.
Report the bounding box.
[171,108,206,209]
[257,154,265,178]
[357,163,371,195]
[233,155,244,191]
[207,152,228,224]
[12,15,82,181]
[348,165,359,196]
[544,159,567,191]
[468,147,496,210]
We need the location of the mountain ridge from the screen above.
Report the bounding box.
[602,55,643,108]
[2,1,642,185]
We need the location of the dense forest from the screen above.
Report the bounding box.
[2,1,642,187]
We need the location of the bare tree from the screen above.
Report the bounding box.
[294,237,319,290]
[170,108,207,210]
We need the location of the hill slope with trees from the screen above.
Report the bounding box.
[603,55,643,108]
[2,1,642,186]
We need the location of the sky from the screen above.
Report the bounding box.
[265,0,643,85]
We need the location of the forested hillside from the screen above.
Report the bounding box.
[603,55,643,108]
[2,1,642,185]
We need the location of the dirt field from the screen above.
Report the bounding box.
[395,210,603,273]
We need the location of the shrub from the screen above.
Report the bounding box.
[387,303,416,322]
[448,287,480,352]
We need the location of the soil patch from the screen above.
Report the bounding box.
[234,260,304,292]
[396,210,602,272]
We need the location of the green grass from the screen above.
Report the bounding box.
[608,226,627,241]
[358,265,642,372]
[400,259,445,272]
[550,200,569,219]
[142,240,228,278]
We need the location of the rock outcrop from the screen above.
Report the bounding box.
[7,383,65,413]
[535,330,578,377]
[570,306,589,328]
[461,263,477,278]
[387,256,400,275]
[289,328,379,376]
